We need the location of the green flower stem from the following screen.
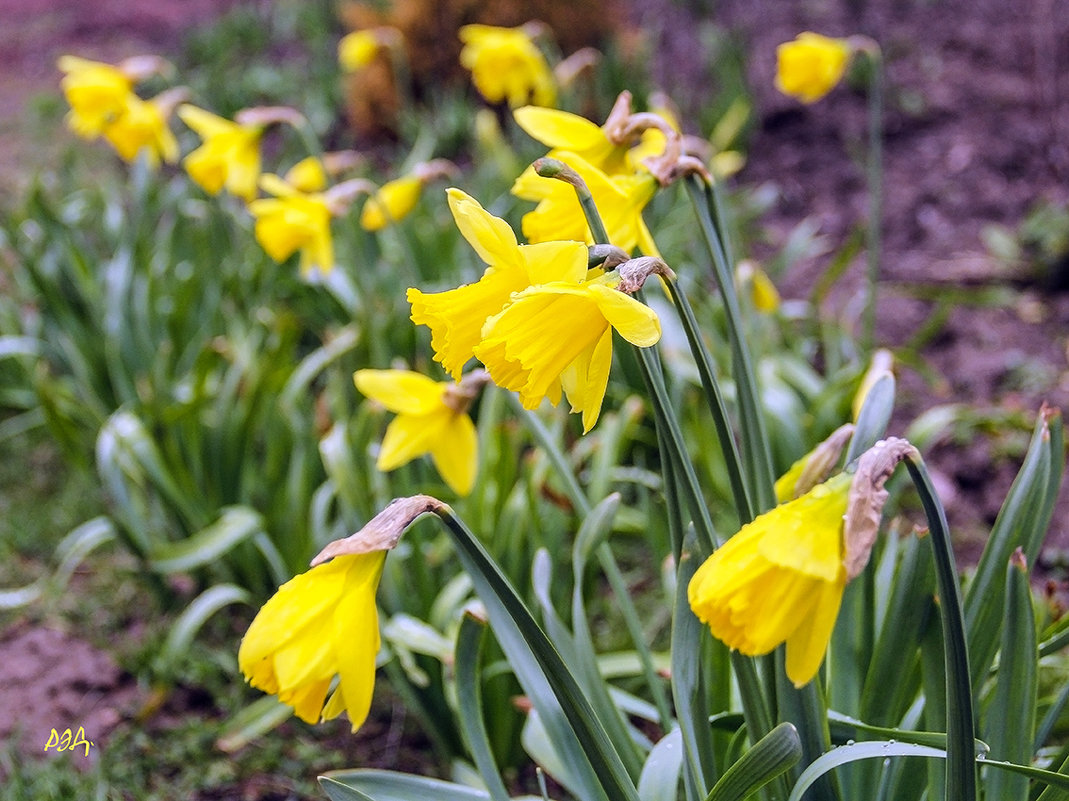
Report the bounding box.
[862,48,884,351]
[534,158,609,243]
[632,343,718,557]
[510,397,674,731]
[663,276,754,525]
[685,177,776,513]
[903,453,976,801]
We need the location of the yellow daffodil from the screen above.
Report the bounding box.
[239,550,385,731]
[248,173,334,276]
[459,24,556,108]
[775,32,853,103]
[58,55,135,138]
[473,272,661,432]
[355,368,486,495]
[736,260,781,314]
[513,106,625,175]
[513,91,674,181]
[100,91,181,168]
[408,188,587,379]
[178,105,263,202]
[689,472,852,687]
[360,175,422,231]
[339,30,380,71]
[283,156,328,193]
[512,151,660,255]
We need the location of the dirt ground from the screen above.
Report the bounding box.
[1,0,1068,788]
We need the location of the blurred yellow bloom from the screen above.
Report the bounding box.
[58,55,134,138]
[283,156,328,193]
[248,174,334,276]
[338,30,379,71]
[354,368,483,495]
[100,92,180,168]
[689,472,851,687]
[514,106,625,175]
[178,105,262,202]
[473,273,661,432]
[513,152,660,255]
[775,32,852,103]
[737,260,780,314]
[459,24,556,108]
[239,550,385,731]
[408,189,587,379]
[360,175,422,232]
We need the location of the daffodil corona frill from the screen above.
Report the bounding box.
[178,105,263,202]
[474,272,661,432]
[248,173,334,276]
[689,472,852,687]
[459,24,556,108]
[775,32,853,104]
[239,550,385,731]
[354,368,483,495]
[407,189,588,379]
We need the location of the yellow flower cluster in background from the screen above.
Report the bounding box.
[58,55,180,168]
[459,24,556,108]
[178,105,264,202]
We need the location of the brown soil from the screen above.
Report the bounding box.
[2,0,1068,793]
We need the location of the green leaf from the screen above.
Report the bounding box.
[826,711,989,754]
[321,769,537,801]
[148,506,265,573]
[965,408,1060,689]
[983,552,1037,801]
[436,508,639,801]
[787,741,947,801]
[845,373,895,462]
[706,722,801,801]
[859,531,933,727]
[637,727,684,801]
[455,612,511,801]
[158,583,251,674]
[903,455,977,801]
[216,695,294,753]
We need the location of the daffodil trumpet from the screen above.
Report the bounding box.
[689,438,913,687]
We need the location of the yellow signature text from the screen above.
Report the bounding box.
[43,727,95,757]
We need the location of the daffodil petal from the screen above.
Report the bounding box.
[331,552,385,730]
[587,283,662,347]
[377,408,452,471]
[447,188,521,270]
[429,413,478,495]
[355,369,445,415]
[513,106,607,151]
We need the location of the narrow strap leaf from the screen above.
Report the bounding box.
[455,613,512,801]
[705,722,802,801]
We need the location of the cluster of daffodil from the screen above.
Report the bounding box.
[58,54,460,279]
[55,20,1068,801]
